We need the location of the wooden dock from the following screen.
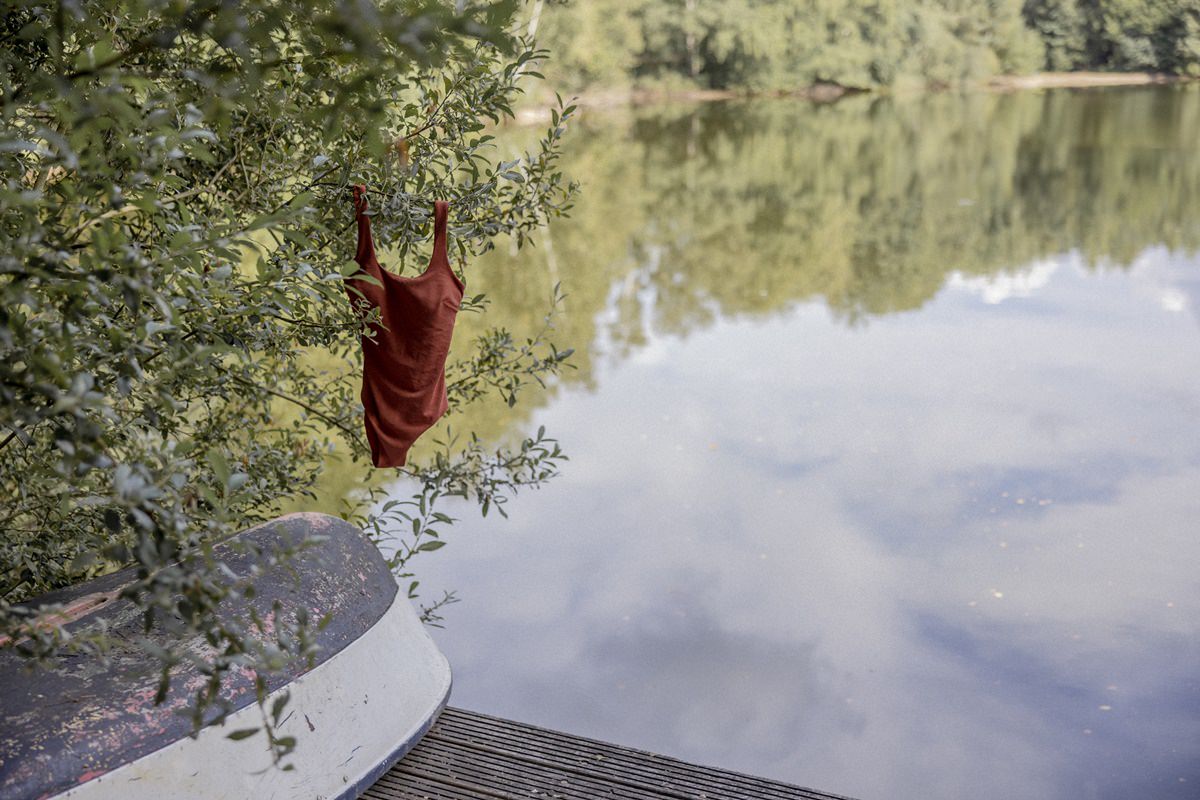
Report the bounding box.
[364,707,858,800]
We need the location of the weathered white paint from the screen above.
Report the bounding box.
[58,593,451,800]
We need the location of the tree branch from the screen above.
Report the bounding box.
[226,374,361,443]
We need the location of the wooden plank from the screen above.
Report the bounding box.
[362,707,858,800]
[429,708,828,800]
[425,720,800,800]
[429,708,845,799]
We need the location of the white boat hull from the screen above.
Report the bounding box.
[59,591,450,800]
[0,514,451,800]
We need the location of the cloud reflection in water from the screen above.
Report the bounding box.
[410,253,1200,800]
[385,90,1200,800]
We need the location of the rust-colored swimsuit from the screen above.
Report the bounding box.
[346,186,464,467]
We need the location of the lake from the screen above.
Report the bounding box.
[367,86,1200,800]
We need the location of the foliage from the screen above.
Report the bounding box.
[532,0,1200,93]
[0,0,575,762]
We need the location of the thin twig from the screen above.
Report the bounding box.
[226,374,360,442]
[402,72,468,141]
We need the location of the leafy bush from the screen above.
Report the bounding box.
[1,0,574,758]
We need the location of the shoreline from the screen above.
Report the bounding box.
[529,82,858,111]
[986,71,1185,91]
[514,71,1192,123]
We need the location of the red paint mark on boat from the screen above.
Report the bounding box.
[0,589,122,647]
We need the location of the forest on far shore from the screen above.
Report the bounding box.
[533,0,1200,93]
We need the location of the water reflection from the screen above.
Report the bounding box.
[379,88,1200,800]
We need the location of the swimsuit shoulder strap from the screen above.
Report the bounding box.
[353,184,377,266]
[432,200,449,264]
[431,200,465,293]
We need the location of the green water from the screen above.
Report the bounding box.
[362,86,1200,800]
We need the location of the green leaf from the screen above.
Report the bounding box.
[206,450,231,486]
[271,694,290,725]
[226,728,260,741]
[72,40,119,72]
[69,550,99,574]
[348,272,383,288]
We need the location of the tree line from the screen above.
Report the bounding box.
[534,0,1200,92]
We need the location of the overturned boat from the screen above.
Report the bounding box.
[0,513,451,799]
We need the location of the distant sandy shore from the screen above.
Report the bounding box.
[513,72,1191,123]
[986,71,1186,90]
[538,82,855,111]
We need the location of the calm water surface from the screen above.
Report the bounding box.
[385,88,1200,800]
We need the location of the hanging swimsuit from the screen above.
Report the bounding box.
[346,185,465,467]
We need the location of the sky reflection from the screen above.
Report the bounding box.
[405,248,1200,800]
